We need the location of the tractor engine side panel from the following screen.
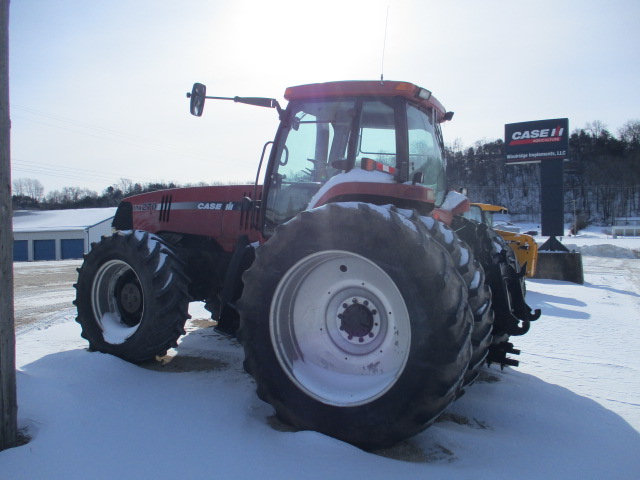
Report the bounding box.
[118,185,263,252]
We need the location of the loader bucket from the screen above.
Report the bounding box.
[533,236,584,284]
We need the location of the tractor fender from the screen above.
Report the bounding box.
[306,170,436,211]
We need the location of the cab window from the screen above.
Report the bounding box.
[265,99,356,227]
[406,104,446,205]
[357,100,397,167]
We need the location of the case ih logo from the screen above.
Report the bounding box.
[509,125,565,145]
[197,202,236,211]
[505,118,569,164]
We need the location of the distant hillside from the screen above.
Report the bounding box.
[446,122,640,225]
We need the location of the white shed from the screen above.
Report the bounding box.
[12,208,117,261]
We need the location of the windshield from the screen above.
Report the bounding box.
[263,96,447,230]
[463,205,484,224]
[463,205,493,228]
[264,99,357,227]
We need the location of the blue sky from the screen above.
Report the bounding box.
[9,0,640,193]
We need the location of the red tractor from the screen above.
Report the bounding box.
[74,80,540,449]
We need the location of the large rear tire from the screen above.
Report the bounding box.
[74,230,191,363]
[237,203,472,449]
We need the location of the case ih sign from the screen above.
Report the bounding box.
[505,118,569,164]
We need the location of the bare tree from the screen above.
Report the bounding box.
[11,176,24,195]
[13,177,44,200]
[117,177,135,195]
[23,178,44,200]
[584,120,608,138]
[1,0,18,451]
[61,186,84,203]
[618,120,640,145]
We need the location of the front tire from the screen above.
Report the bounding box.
[452,217,527,336]
[74,230,191,363]
[238,203,472,449]
[415,214,494,385]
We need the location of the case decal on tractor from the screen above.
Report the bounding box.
[133,201,241,212]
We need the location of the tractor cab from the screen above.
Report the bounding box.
[261,81,453,233]
[186,80,454,236]
[464,203,508,229]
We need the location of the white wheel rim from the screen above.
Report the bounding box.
[270,250,411,406]
[91,260,143,344]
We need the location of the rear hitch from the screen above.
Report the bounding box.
[495,255,541,335]
[487,341,521,369]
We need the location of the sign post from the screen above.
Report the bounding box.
[504,118,583,283]
[540,158,564,237]
[504,118,569,237]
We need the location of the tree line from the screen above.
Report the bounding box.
[12,120,640,225]
[446,120,640,225]
[11,178,205,210]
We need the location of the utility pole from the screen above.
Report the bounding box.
[0,0,18,451]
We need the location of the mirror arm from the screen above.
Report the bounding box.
[186,92,282,111]
[187,83,283,117]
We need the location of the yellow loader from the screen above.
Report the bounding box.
[464,203,538,277]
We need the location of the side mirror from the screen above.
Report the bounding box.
[187,83,207,117]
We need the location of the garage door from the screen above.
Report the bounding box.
[13,240,28,262]
[34,239,56,261]
[61,239,84,259]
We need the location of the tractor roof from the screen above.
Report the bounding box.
[284,80,451,123]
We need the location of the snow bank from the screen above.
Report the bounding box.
[2,301,639,479]
[2,231,639,479]
[564,243,640,258]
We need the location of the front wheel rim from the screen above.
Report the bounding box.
[91,259,144,344]
[270,250,411,407]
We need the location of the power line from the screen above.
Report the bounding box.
[12,158,156,181]
[11,158,161,189]
[10,103,216,161]
[7,104,222,191]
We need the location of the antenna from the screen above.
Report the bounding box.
[380,5,389,83]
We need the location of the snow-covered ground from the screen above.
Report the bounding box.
[1,225,639,479]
